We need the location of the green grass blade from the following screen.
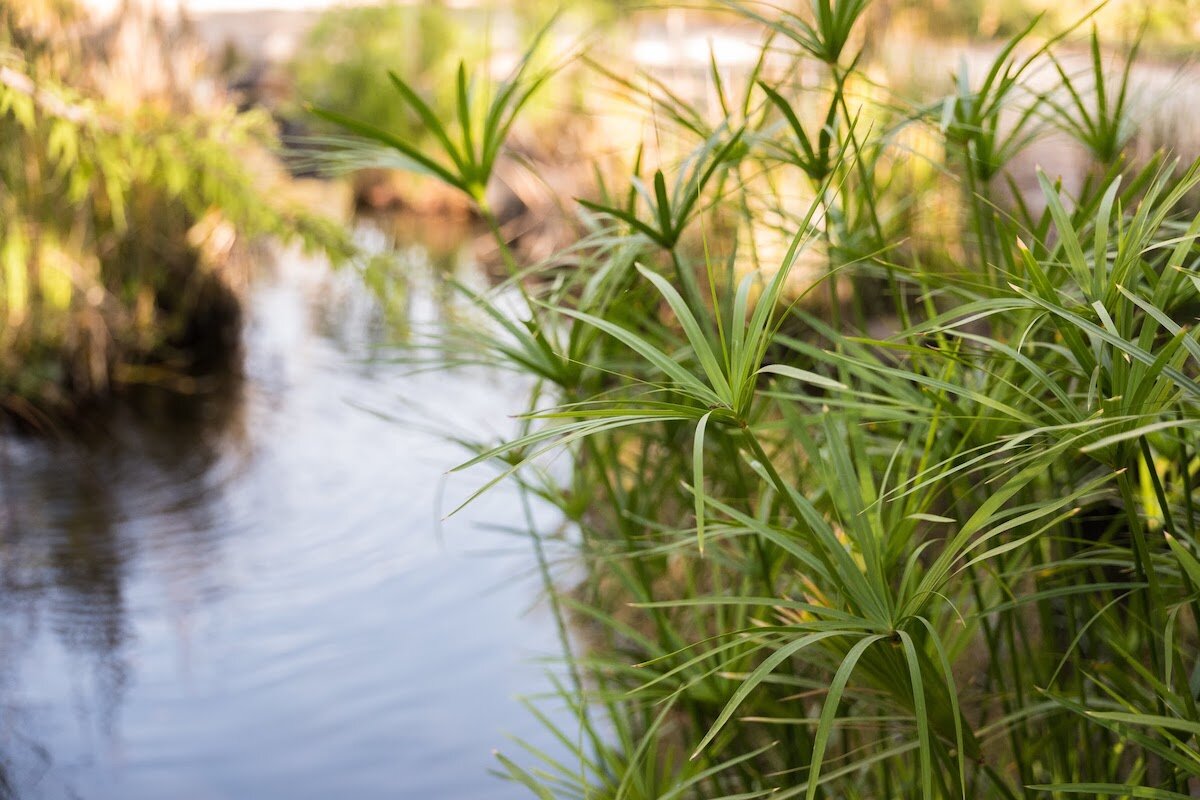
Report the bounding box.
[1028,785,1195,799]
[637,264,733,402]
[551,305,726,407]
[898,631,933,800]
[386,69,468,174]
[805,635,888,800]
[692,630,849,759]
[308,105,465,190]
[455,62,477,174]
[693,411,713,553]
[758,364,847,391]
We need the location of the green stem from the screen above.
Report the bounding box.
[741,426,841,585]
[832,66,908,329]
[1116,465,1180,790]
[670,248,708,323]
[477,199,521,278]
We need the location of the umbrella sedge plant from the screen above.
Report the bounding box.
[316,1,1200,797]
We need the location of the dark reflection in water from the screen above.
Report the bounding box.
[0,223,569,799]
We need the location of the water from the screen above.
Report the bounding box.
[0,224,572,799]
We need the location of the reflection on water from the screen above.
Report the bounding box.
[0,221,570,799]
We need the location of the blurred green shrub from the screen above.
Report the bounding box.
[0,0,350,422]
[893,0,1199,50]
[291,3,493,149]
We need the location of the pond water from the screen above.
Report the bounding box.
[0,223,572,799]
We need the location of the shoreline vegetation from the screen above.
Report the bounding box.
[0,0,351,428]
[4,0,1200,795]
[6,0,1197,424]
[312,1,1200,798]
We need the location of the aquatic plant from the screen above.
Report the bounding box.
[324,2,1200,797]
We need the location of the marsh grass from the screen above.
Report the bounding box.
[323,3,1200,797]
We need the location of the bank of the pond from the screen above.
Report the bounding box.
[0,1,352,424]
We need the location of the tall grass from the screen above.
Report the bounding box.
[325,3,1200,797]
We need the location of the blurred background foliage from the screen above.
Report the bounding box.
[5,0,1197,427]
[0,0,348,424]
[289,4,488,148]
[897,0,1200,51]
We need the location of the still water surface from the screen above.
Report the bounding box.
[0,226,569,799]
